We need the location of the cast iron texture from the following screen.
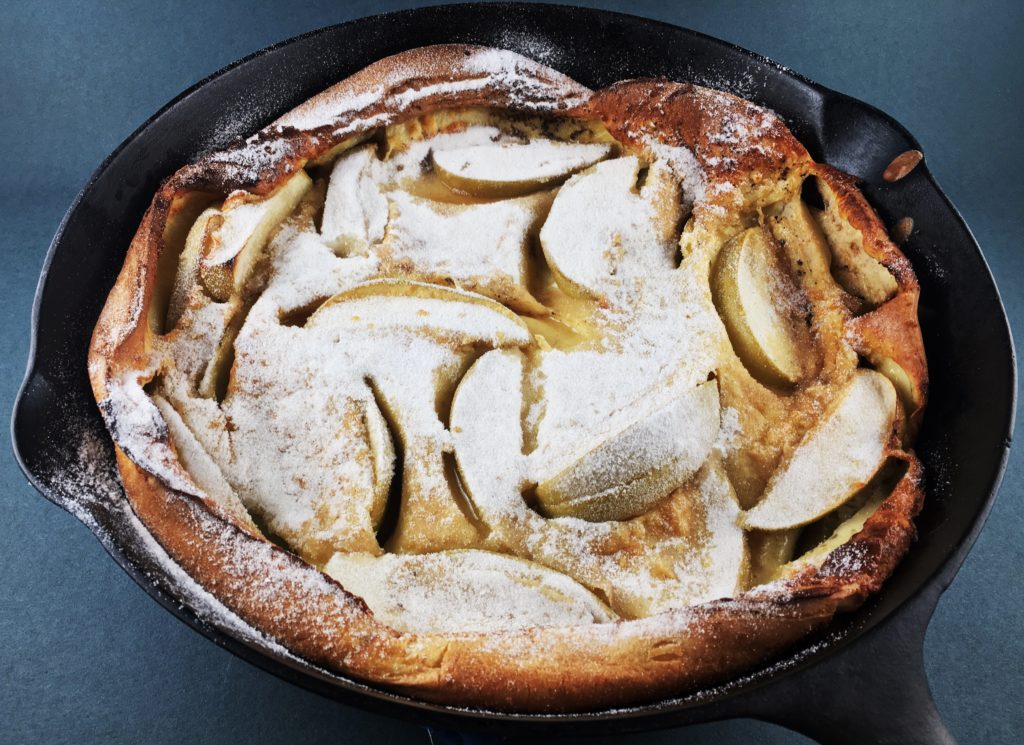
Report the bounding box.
[10,5,1015,743]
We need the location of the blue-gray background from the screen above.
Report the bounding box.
[2,2,1021,743]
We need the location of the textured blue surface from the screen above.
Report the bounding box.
[2,2,1021,743]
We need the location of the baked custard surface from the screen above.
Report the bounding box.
[89,45,927,711]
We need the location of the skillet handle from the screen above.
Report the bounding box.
[747,586,955,745]
[423,588,953,745]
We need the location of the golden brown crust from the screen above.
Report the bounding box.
[810,163,928,433]
[582,79,810,178]
[812,164,915,285]
[115,447,845,711]
[167,45,592,197]
[89,45,928,712]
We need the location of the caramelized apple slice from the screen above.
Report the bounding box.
[432,140,612,198]
[535,379,720,522]
[320,145,387,255]
[324,550,614,633]
[539,156,681,299]
[711,226,813,387]
[741,369,897,530]
[766,198,834,299]
[199,169,312,302]
[813,176,898,307]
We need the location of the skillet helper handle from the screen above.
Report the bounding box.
[749,586,955,745]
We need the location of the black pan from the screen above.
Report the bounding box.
[10,5,1015,744]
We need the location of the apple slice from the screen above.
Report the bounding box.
[535,379,720,522]
[227,388,396,563]
[813,176,898,307]
[766,198,834,300]
[711,226,813,387]
[307,279,531,347]
[199,169,312,302]
[320,144,387,255]
[165,204,220,330]
[785,461,904,573]
[306,281,530,554]
[448,352,746,616]
[450,349,528,520]
[875,357,920,421]
[432,140,612,198]
[196,302,245,401]
[746,529,800,586]
[151,394,258,532]
[741,369,898,530]
[324,550,614,633]
[539,156,681,299]
[361,371,483,555]
[362,395,396,528]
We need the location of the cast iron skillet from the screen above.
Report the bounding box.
[10,4,1015,743]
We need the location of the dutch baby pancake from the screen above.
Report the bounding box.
[89,45,927,711]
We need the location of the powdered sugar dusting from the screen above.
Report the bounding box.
[278,87,385,132]
[433,140,611,185]
[324,550,613,633]
[494,30,562,67]
[91,59,895,659]
[210,138,291,185]
[714,406,743,456]
[642,136,707,207]
[273,46,590,134]
[382,190,546,295]
[118,119,751,624]
[100,375,196,497]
